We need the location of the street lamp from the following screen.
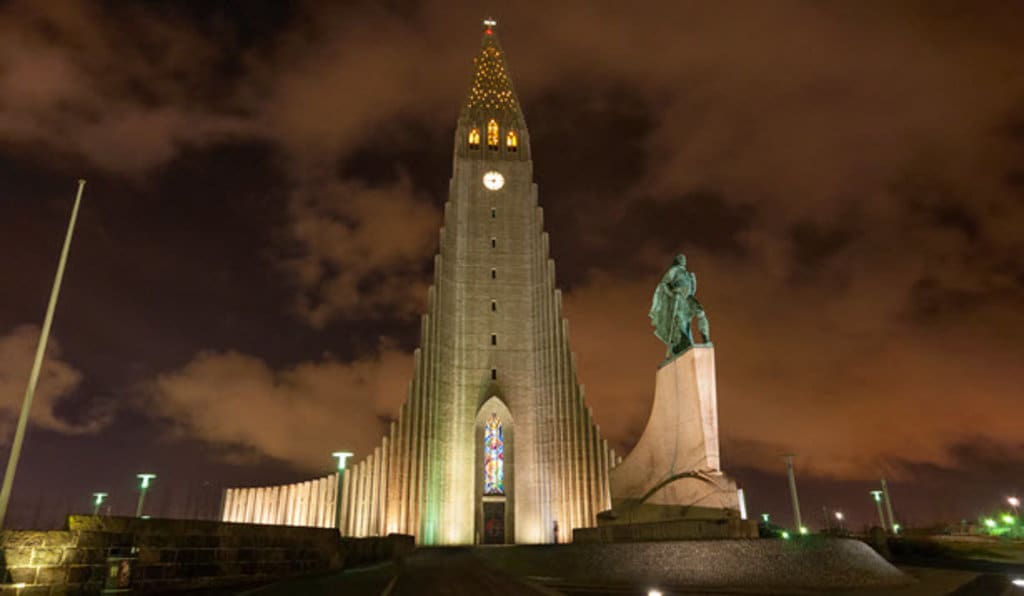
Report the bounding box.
[870,490,887,531]
[1009,496,1020,515]
[92,492,108,516]
[136,474,156,518]
[331,452,353,532]
[834,510,845,531]
[761,513,770,524]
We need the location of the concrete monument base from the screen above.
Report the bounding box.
[602,345,750,536]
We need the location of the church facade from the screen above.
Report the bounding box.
[221,21,618,545]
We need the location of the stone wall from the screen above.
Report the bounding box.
[573,517,759,543]
[0,516,412,595]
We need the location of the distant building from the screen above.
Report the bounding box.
[221,21,617,545]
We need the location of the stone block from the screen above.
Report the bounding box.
[73,533,107,548]
[66,565,95,584]
[34,566,67,585]
[7,566,37,583]
[43,533,76,548]
[31,547,64,566]
[5,532,46,548]
[4,546,33,566]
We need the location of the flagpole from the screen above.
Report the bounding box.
[0,179,86,528]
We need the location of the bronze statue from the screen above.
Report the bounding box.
[649,254,710,360]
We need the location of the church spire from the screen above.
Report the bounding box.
[461,19,524,125]
[458,19,528,159]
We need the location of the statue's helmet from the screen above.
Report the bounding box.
[674,254,687,267]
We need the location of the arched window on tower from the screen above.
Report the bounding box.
[484,414,505,495]
[506,130,518,152]
[487,119,499,150]
[468,128,480,149]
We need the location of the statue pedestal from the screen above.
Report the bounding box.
[601,346,743,533]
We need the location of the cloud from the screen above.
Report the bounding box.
[0,1,254,174]
[278,174,441,327]
[0,325,109,438]
[148,342,413,471]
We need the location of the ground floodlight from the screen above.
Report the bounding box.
[781,531,790,539]
[983,518,997,528]
[1002,515,1016,525]
[761,513,769,523]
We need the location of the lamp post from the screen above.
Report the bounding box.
[136,474,156,518]
[0,180,86,528]
[870,490,887,531]
[1009,496,1020,516]
[880,477,897,532]
[331,452,353,532]
[783,455,803,533]
[834,510,845,531]
[92,492,108,516]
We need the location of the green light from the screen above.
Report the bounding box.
[92,492,108,506]
[781,531,790,539]
[137,473,156,489]
[892,523,901,533]
[331,451,354,471]
[984,518,997,528]
[799,526,808,535]
[870,490,883,502]
[1002,515,1016,525]
[761,513,770,523]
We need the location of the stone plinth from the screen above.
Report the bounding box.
[608,346,739,515]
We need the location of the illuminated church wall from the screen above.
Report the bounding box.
[221,22,620,544]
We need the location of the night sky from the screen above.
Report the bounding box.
[1,1,1022,531]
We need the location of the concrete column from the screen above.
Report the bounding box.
[243,488,255,523]
[307,480,319,527]
[408,381,422,537]
[339,464,352,535]
[397,403,410,533]
[221,489,233,522]
[256,487,268,524]
[379,437,389,535]
[287,483,298,526]
[385,421,398,532]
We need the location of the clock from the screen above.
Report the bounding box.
[482,171,505,190]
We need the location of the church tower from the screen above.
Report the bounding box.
[220,20,618,545]
[393,19,617,545]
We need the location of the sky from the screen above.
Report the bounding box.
[0,0,1022,531]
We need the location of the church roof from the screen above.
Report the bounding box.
[462,20,523,122]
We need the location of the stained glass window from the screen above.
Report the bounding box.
[506,130,518,151]
[468,128,480,148]
[484,413,504,495]
[487,119,499,149]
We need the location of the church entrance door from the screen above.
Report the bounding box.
[482,501,505,544]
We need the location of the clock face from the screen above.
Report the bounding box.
[482,171,505,190]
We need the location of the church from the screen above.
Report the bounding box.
[221,21,620,545]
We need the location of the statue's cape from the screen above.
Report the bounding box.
[649,283,677,346]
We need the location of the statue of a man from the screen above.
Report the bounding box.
[649,254,710,359]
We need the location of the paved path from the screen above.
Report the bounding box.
[235,549,1014,596]
[241,548,555,596]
